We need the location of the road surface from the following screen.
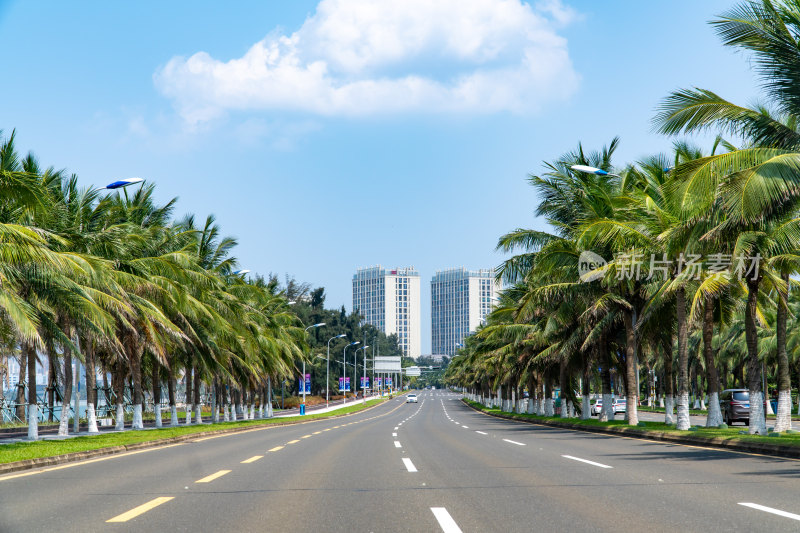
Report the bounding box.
[2,391,799,532]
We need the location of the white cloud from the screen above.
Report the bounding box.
[154,0,579,124]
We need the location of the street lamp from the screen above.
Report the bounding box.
[355,345,369,399]
[343,342,360,404]
[326,334,347,407]
[300,322,325,415]
[570,164,621,178]
[103,177,144,189]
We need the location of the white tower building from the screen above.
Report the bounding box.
[431,268,499,356]
[353,266,421,358]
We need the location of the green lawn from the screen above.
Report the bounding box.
[0,399,384,465]
[465,400,800,448]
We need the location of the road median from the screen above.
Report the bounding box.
[0,399,386,475]
[462,399,800,460]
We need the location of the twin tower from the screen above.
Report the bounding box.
[352,266,500,359]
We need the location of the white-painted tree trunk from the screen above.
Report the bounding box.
[528,398,536,415]
[664,395,675,425]
[676,392,690,430]
[195,404,202,424]
[58,400,71,436]
[659,397,665,408]
[600,393,613,422]
[115,403,125,431]
[154,406,162,428]
[705,392,722,427]
[766,396,775,415]
[212,404,219,423]
[537,398,545,416]
[87,403,99,434]
[749,391,767,435]
[170,405,179,426]
[775,389,793,433]
[692,398,701,409]
[185,404,192,424]
[700,397,706,411]
[231,405,238,421]
[27,404,38,440]
[581,397,590,420]
[560,399,569,418]
[132,404,144,429]
[249,404,255,419]
[223,404,230,421]
[544,398,555,417]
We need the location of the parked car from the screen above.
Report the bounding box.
[591,399,603,416]
[612,398,626,414]
[407,393,418,403]
[719,389,754,425]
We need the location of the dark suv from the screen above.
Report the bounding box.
[719,389,752,425]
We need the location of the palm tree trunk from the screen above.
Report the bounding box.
[211,378,219,423]
[130,347,144,430]
[114,360,125,431]
[559,360,569,419]
[85,342,99,433]
[676,287,690,430]
[581,351,591,420]
[663,334,675,425]
[58,346,73,436]
[168,366,178,426]
[775,271,792,432]
[599,338,613,422]
[26,343,38,440]
[746,277,767,434]
[185,367,193,424]
[153,363,162,428]
[16,347,27,422]
[47,351,57,423]
[703,296,723,427]
[623,309,639,425]
[193,367,202,424]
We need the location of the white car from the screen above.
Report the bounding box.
[407,393,418,403]
[591,399,603,416]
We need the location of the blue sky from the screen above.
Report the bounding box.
[1,1,758,353]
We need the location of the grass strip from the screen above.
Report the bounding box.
[0,399,384,465]
[464,400,800,449]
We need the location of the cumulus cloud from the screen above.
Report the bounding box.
[154,0,580,124]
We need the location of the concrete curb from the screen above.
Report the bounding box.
[0,399,387,476]
[461,399,800,460]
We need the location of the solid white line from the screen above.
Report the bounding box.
[562,455,612,469]
[431,507,463,533]
[394,441,402,448]
[394,427,398,430]
[462,426,469,429]
[392,432,397,437]
[739,503,800,521]
[402,458,417,472]
[475,431,487,435]
[503,438,525,446]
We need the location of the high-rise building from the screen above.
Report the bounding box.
[353,265,421,358]
[431,268,499,356]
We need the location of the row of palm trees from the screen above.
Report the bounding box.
[446,0,800,435]
[0,129,307,440]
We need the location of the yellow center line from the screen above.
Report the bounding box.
[333,426,340,428]
[287,439,300,444]
[323,428,331,432]
[241,455,263,463]
[196,470,231,483]
[313,431,322,435]
[301,435,312,439]
[107,497,174,523]
[269,446,284,452]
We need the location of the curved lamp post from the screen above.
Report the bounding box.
[326,334,347,407]
[300,323,325,415]
[342,342,360,404]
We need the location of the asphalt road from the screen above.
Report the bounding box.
[2,391,800,532]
